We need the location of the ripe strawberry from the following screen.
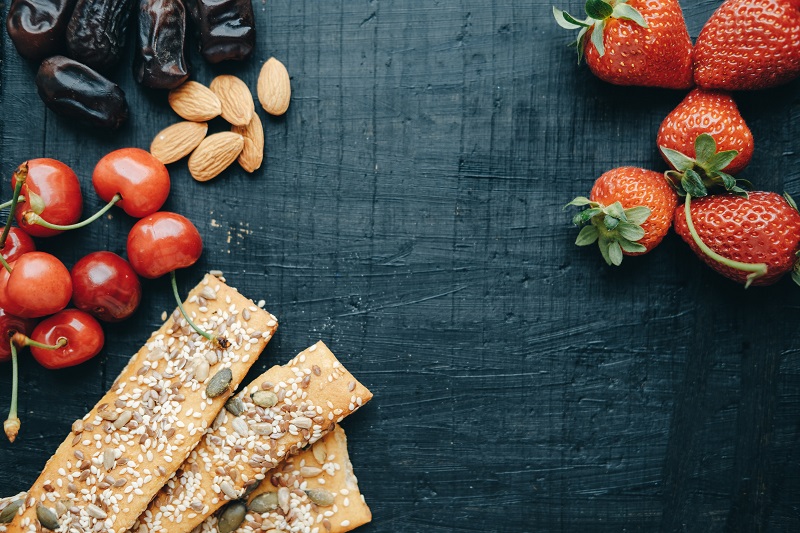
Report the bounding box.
[657,89,753,175]
[568,167,678,265]
[553,0,693,89]
[694,0,800,90]
[674,192,800,287]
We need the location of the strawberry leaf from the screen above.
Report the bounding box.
[573,207,603,225]
[611,3,648,28]
[660,146,695,172]
[597,236,612,265]
[604,201,626,221]
[792,265,800,288]
[717,171,736,190]
[604,214,620,230]
[590,19,606,56]
[575,225,599,246]
[618,237,647,254]
[565,196,593,208]
[682,170,707,198]
[585,0,614,20]
[694,133,717,163]
[617,222,645,241]
[608,240,623,266]
[729,185,749,198]
[706,149,738,172]
[553,7,590,29]
[624,206,651,225]
[784,193,798,212]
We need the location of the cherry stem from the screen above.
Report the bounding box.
[24,193,121,232]
[4,339,20,443]
[0,254,12,274]
[0,196,25,211]
[684,194,768,289]
[0,163,28,250]
[12,333,67,351]
[170,271,229,349]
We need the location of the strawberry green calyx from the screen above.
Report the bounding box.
[567,196,651,266]
[683,194,767,288]
[661,133,749,198]
[553,0,648,62]
[786,193,800,287]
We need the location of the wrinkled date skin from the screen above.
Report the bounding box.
[135,0,189,89]
[6,0,77,61]
[186,0,255,63]
[67,0,133,72]
[36,56,128,130]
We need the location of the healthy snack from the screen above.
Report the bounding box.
[657,89,754,176]
[35,56,129,130]
[135,0,190,89]
[1,274,278,532]
[92,148,171,218]
[6,0,77,61]
[71,251,142,322]
[26,309,105,369]
[257,57,291,116]
[169,80,222,122]
[233,113,264,172]
[188,132,245,182]
[0,252,72,318]
[134,341,373,533]
[694,0,800,90]
[210,74,255,126]
[126,212,202,279]
[674,192,800,287]
[12,158,82,238]
[150,121,209,164]
[552,0,693,89]
[186,0,256,63]
[66,0,134,72]
[199,426,372,533]
[0,494,26,524]
[568,167,677,265]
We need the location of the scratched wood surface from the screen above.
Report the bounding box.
[1,1,799,531]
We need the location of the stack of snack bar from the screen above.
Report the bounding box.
[0,274,373,533]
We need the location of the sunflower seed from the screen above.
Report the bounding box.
[251,390,278,408]
[305,488,335,507]
[220,480,238,500]
[217,501,246,533]
[248,492,279,513]
[86,504,107,520]
[194,358,210,382]
[206,368,232,398]
[232,417,249,436]
[103,448,115,471]
[114,410,133,429]
[292,416,312,429]
[0,500,22,523]
[278,487,290,513]
[251,423,273,435]
[200,286,217,300]
[225,397,245,416]
[312,441,327,464]
[72,420,83,434]
[300,466,323,477]
[36,504,59,530]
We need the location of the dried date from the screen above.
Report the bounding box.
[6,0,77,62]
[36,56,128,130]
[135,0,189,89]
[67,0,133,72]
[186,0,255,63]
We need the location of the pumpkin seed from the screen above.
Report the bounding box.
[217,501,246,533]
[206,368,232,398]
[248,492,279,513]
[36,504,59,530]
[0,500,22,523]
[225,397,245,416]
[305,488,335,507]
[251,390,278,408]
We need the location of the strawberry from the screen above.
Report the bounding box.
[657,89,753,176]
[674,192,800,287]
[694,0,800,90]
[568,167,678,265]
[553,0,693,89]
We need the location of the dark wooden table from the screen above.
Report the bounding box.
[2,1,799,531]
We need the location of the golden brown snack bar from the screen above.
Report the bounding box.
[3,274,278,533]
[199,425,371,533]
[133,341,373,533]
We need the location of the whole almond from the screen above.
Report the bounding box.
[188,132,244,182]
[209,75,254,126]
[150,121,208,164]
[232,113,264,172]
[168,81,222,122]
[257,57,291,116]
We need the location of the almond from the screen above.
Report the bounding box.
[150,121,208,164]
[232,113,264,172]
[209,75,254,126]
[257,57,291,116]
[168,81,222,122]
[188,132,244,182]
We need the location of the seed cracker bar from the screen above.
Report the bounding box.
[132,341,373,533]
[3,274,278,533]
[198,425,371,533]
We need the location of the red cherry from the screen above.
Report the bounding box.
[0,227,36,263]
[0,309,36,363]
[0,252,72,318]
[13,158,82,238]
[29,309,104,369]
[127,212,202,279]
[71,251,142,322]
[93,148,170,218]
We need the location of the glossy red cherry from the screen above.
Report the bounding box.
[71,251,142,322]
[13,158,82,237]
[29,309,104,369]
[93,148,170,218]
[127,212,202,279]
[0,309,36,363]
[0,252,72,318]
[0,227,35,263]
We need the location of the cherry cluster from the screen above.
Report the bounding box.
[1,148,209,443]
